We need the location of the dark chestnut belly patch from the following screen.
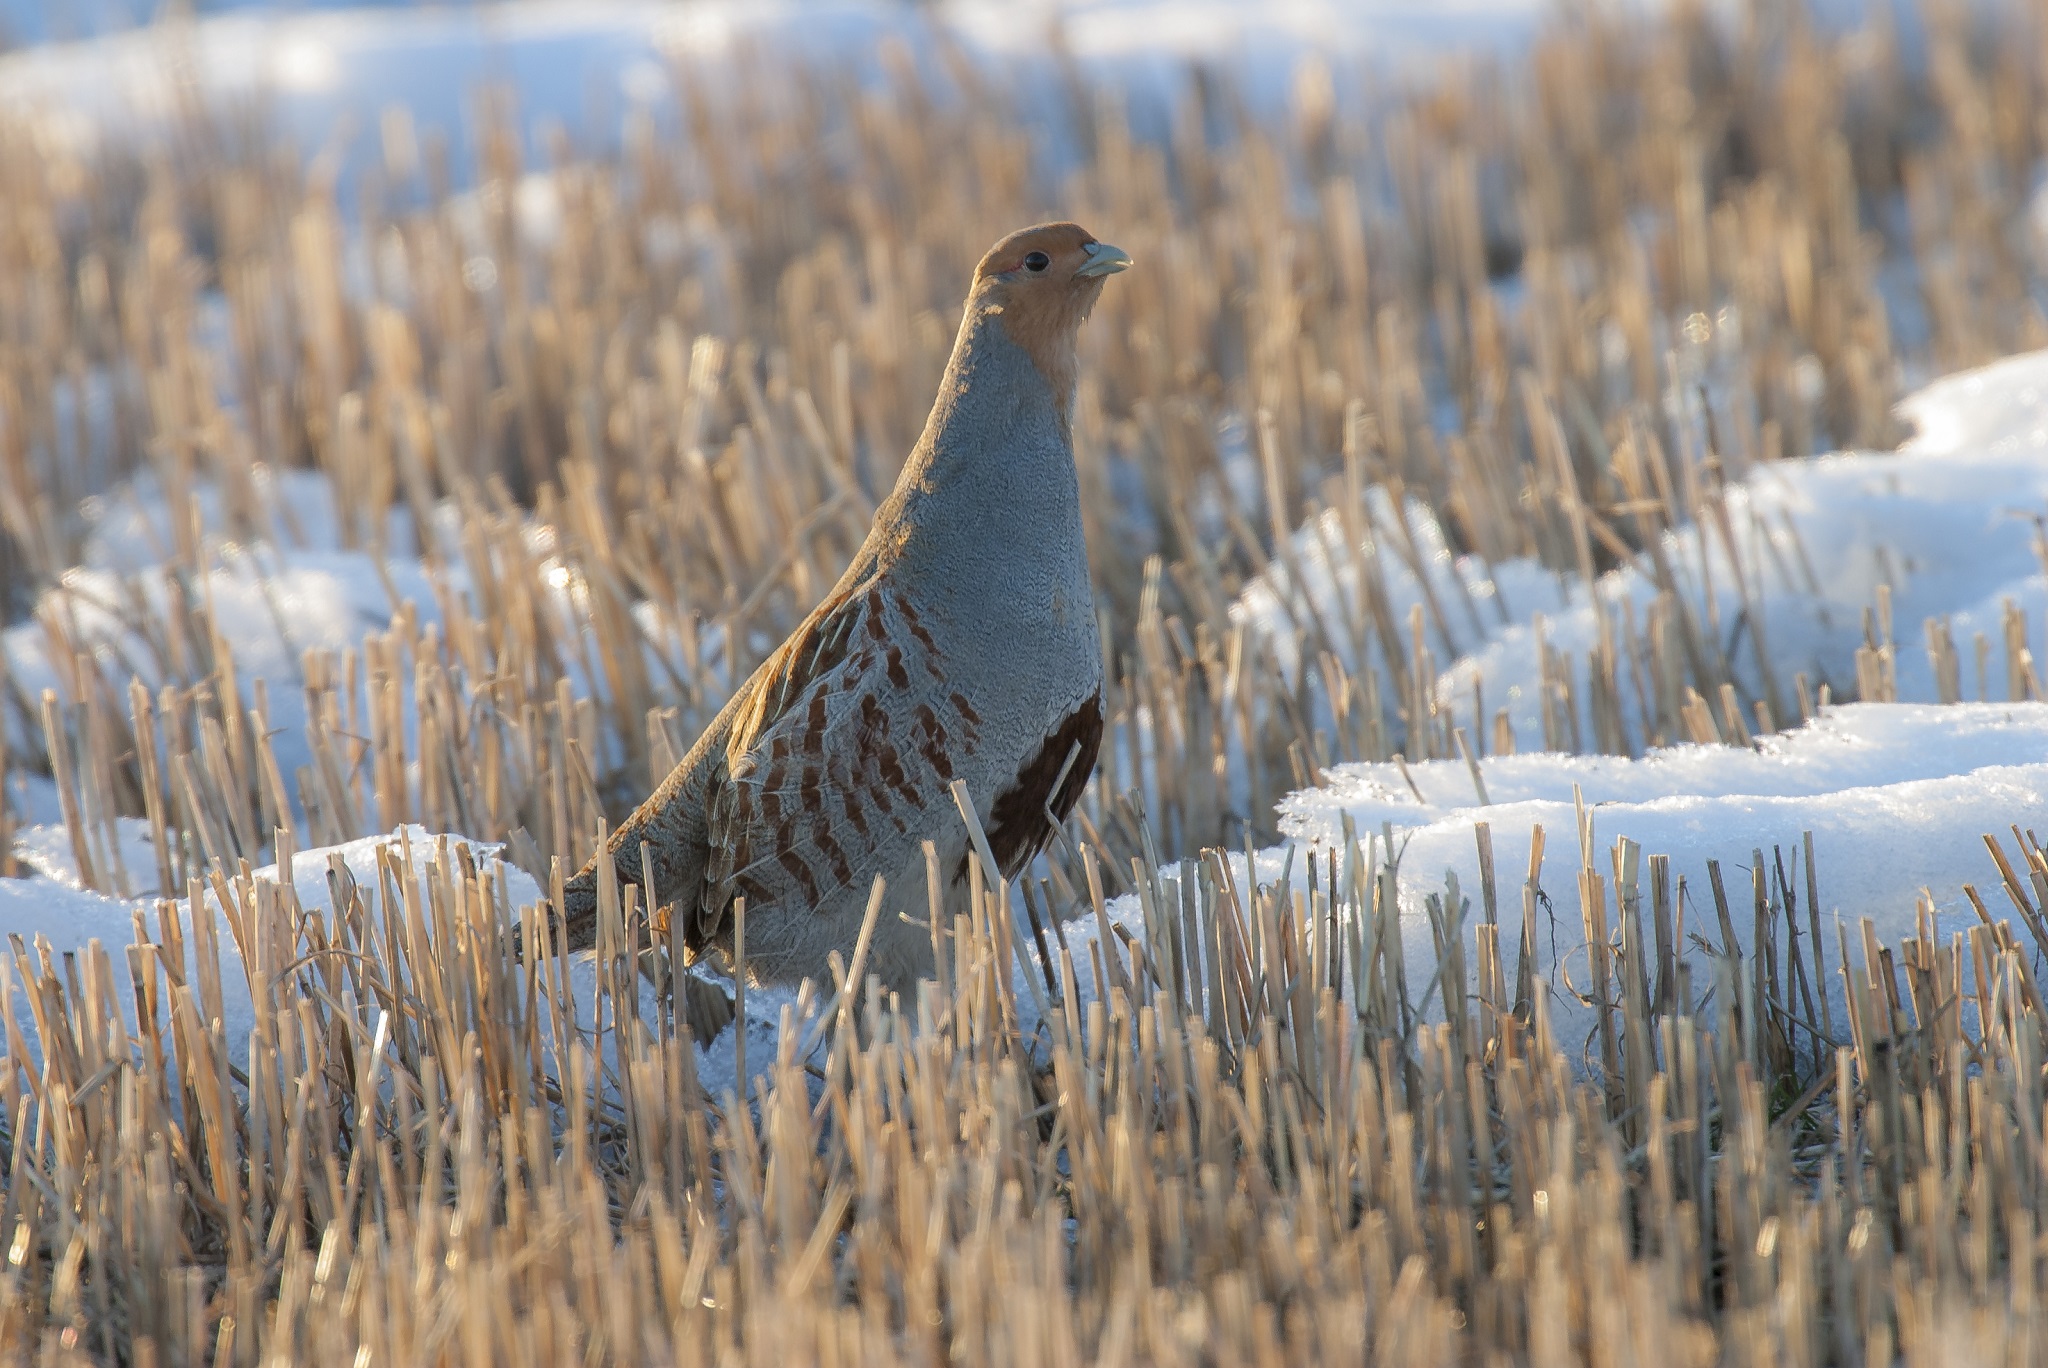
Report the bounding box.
[980,691,1104,880]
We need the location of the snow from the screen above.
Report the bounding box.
[2,515,446,798]
[1205,349,2048,1043]
[235,827,799,1102]
[1236,349,2048,754]
[4,0,1562,57]
[3,345,2048,1090]
[1280,701,2048,1036]
[0,0,1551,184]
[78,465,422,573]
[0,872,140,965]
[0,0,2042,1091]
[14,815,160,897]
[2,457,721,827]
[14,709,2030,1087]
[1233,483,1551,683]
[0,822,789,1104]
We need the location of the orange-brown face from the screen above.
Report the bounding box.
[970,222,1132,405]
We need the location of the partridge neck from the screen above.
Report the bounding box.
[878,306,1085,573]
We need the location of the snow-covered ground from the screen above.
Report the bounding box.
[1217,350,2048,1037]
[5,348,2048,1082]
[1,461,725,832]
[3,0,1565,52]
[0,0,1550,188]
[8,700,2040,1087]
[1283,701,2048,1036]
[1236,351,2048,753]
[0,0,2039,1088]
[0,820,806,1100]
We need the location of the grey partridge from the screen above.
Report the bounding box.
[554,222,1130,1001]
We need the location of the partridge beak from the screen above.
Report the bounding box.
[1075,241,1133,278]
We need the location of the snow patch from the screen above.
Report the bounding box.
[1276,701,2048,1044]
[1235,348,2048,753]
[0,823,786,1104]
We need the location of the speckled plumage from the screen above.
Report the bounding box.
[553,223,1129,1002]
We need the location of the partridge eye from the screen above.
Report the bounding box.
[1022,251,1051,273]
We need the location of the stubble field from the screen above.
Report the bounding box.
[1,0,2047,1361]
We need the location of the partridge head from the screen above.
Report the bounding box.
[549,222,1131,1025]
